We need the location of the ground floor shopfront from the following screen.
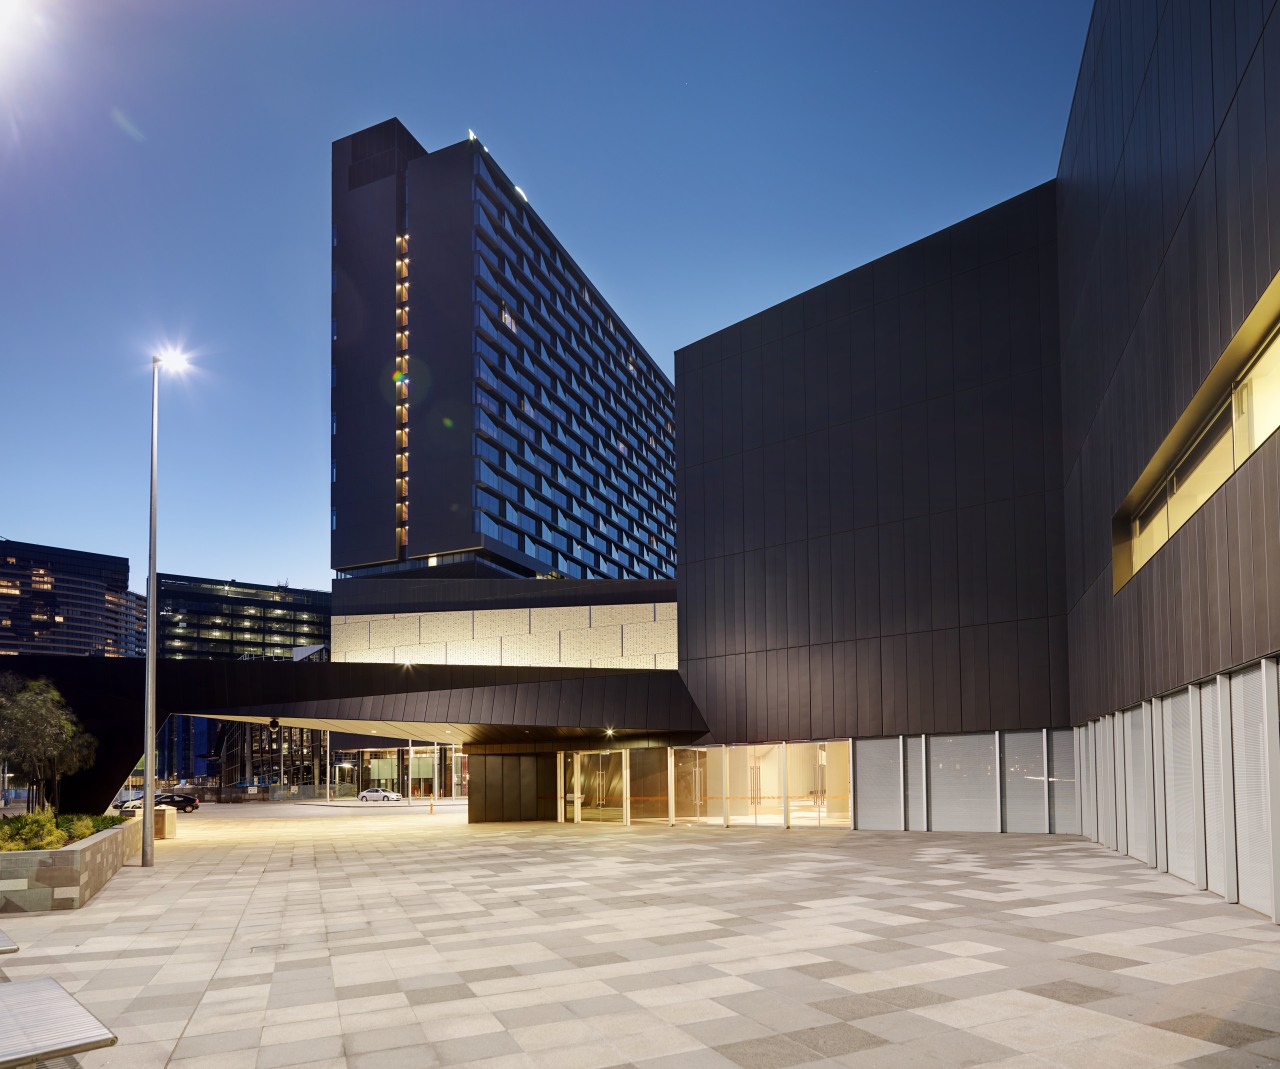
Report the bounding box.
[469,728,1080,834]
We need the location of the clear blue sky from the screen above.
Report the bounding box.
[0,0,1093,594]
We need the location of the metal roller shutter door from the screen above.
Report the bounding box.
[1081,724,1096,840]
[1002,731,1046,833]
[928,733,998,832]
[1231,666,1272,915]
[1049,729,1078,834]
[1164,691,1195,883]
[1098,717,1115,849]
[855,738,902,830]
[904,738,925,830]
[1201,682,1225,896]
[1124,708,1148,863]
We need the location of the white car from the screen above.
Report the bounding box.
[358,788,402,802]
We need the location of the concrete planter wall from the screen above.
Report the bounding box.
[0,818,142,912]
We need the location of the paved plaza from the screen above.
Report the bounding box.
[4,805,1280,1069]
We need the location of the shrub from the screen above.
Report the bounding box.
[0,810,67,851]
[63,816,94,841]
[56,814,125,841]
[0,812,128,851]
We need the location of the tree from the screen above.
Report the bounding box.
[0,673,97,812]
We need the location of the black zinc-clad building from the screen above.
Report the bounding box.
[676,183,1065,746]
[331,120,676,582]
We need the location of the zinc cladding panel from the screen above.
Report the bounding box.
[855,738,902,830]
[1002,730,1045,833]
[904,738,925,830]
[1201,681,1225,895]
[929,733,998,832]
[1230,665,1272,915]
[1124,708,1149,863]
[1049,728,1078,834]
[1164,691,1195,882]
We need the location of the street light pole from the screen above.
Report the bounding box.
[142,354,160,867]
[142,346,188,869]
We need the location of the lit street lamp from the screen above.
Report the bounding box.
[143,345,189,868]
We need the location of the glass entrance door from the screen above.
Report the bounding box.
[727,744,784,826]
[579,751,624,823]
[786,740,852,827]
[673,747,725,824]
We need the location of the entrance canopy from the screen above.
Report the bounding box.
[2,655,707,813]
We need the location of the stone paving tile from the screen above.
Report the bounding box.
[1,806,1279,1068]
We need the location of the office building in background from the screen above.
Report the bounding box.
[154,575,331,788]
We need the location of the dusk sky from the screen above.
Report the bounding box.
[0,0,1092,594]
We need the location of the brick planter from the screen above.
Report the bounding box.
[0,818,143,912]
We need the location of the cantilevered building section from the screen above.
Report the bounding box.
[331,118,676,582]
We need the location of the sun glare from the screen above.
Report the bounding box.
[0,0,50,76]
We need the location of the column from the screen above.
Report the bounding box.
[666,748,675,827]
[994,731,1003,833]
[1042,728,1051,833]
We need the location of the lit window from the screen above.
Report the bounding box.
[1117,318,1280,588]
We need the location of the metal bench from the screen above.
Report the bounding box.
[0,977,116,1068]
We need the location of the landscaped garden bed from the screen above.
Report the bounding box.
[0,812,142,912]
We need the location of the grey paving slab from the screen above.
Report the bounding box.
[0,806,1277,1068]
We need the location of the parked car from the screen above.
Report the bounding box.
[358,787,402,802]
[113,793,199,813]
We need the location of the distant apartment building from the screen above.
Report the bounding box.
[0,538,144,658]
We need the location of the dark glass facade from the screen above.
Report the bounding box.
[155,575,331,786]
[0,539,144,658]
[332,120,676,582]
[157,574,330,661]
